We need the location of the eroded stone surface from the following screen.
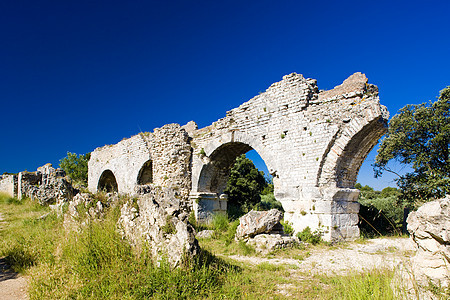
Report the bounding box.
[398,196,450,298]
[118,187,199,267]
[247,234,300,254]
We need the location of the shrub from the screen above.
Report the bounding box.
[296,226,323,245]
[281,220,294,236]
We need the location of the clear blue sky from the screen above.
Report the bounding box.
[1,0,449,190]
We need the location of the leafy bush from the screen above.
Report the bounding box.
[296,226,323,245]
[256,193,284,211]
[355,184,404,236]
[281,220,294,236]
[59,152,91,186]
[224,154,268,218]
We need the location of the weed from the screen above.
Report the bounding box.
[212,213,229,232]
[280,220,294,235]
[296,226,324,245]
[161,215,176,234]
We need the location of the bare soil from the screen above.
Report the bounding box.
[0,212,28,300]
[228,237,415,275]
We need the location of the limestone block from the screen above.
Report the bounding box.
[313,200,360,214]
[235,209,283,240]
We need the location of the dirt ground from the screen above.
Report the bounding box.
[228,237,416,275]
[0,213,28,300]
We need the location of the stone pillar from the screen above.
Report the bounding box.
[17,172,23,200]
[190,192,228,223]
[282,187,360,242]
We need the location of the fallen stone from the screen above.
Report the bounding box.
[196,230,215,239]
[235,209,284,240]
[247,233,300,254]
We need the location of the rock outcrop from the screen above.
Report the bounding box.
[118,187,199,267]
[397,196,450,299]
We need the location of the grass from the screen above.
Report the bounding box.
[0,193,419,299]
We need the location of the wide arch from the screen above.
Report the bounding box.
[317,117,388,188]
[197,142,254,194]
[97,169,118,193]
[137,160,153,185]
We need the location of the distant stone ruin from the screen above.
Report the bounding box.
[87,72,389,242]
[0,163,75,205]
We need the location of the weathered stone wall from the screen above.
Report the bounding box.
[88,123,192,206]
[0,174,17,197]
[190,72,388,241]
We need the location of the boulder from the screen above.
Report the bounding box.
[235,209,283,240]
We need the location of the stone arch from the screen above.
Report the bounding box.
[317,117,387,188]
[193,131,276,194]
[198,142,253,194]
[97,170,118,193]
[137,160,153,185]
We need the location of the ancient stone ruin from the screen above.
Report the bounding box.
[0,163,75,205]
[86,72,388,242]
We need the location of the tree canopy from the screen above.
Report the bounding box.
[59,152,91,185]
[374,86,450,207]
[224,154,268,218]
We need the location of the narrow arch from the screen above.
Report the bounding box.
[97,170,118,193]
[137,160,153,185]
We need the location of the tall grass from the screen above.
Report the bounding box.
[1,193,419,299]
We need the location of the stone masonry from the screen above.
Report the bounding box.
[88,72,389,242]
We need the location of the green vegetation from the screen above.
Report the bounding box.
[374,86,450,208]
[59,152,91,186]
[224,154,268,218]
[355,183,404,237]
[0,193,425,299]
[296,226,324,245]
[224,154,283,219]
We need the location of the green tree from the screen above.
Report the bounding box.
[224,154,267,218]
[374,86,450,207]
[59,152,91,185]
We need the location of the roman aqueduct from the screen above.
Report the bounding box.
[87,72,389,241]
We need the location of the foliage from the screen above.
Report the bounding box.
[59,152,91,185]
[256,193,284,211]
[280,220,294,236]
[355,184,403,236]
[296,226,323,245]
[2,194,414,299]
[224,154,268,218]
[374,87,450,207]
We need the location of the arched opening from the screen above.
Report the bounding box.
[137,160,153,185]
[197,142,277,219]
[335,118,387,188]
[97,170,118,193]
